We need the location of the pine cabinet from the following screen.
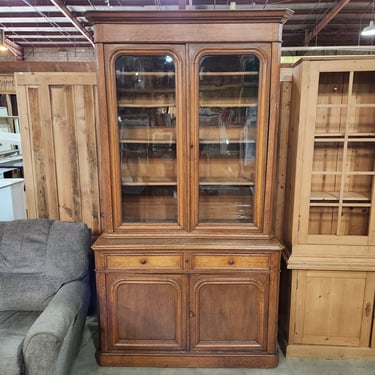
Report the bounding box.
[87,10,292,367]
[281,57,375,359]
[291,270,375,348]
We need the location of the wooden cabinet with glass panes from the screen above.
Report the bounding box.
[86,10,292,368]
[280,57,375,359]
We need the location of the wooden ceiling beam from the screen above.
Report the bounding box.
[49,0,94,47]
[304,0,351,45]
[4,38,23,61]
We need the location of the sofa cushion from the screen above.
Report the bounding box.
[0,274,55,311]
[0,219,90,311]
[0,310,41,375]
[45,220,91,290]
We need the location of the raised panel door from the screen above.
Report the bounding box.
[293,270,375,347]
[106,273,187,351]
[189,273,269,352]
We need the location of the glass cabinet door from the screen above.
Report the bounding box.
[308,70,375,236]
[116,54,177,223]
[197,54,260,224]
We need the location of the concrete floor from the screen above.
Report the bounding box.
[71,317,375,375]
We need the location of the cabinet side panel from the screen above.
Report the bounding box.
[284,62,304,245]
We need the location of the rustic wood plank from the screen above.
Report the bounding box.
[74,84,101,234]
[15,72,101,235]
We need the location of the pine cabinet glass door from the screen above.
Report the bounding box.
[197,53,260,225]
[116,54,178,223]
[307,69,375,239]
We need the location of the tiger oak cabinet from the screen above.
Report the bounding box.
[280,57,375,359]
[86,10,292,367]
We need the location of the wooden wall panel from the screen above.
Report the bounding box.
[15,72,101,235]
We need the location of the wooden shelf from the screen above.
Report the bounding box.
[315,132,375,138]
[122,181,177,186]
[200,139,256,144]
[120,139,176,144]
[200,83,258,91]
[118,99,175,107]
[199,72,259,77]
[200,99,257,107]
[120,126,175,140]
[116,72,175,77]
[200,178,254,186]
[199,125,257,141]
[310,191,371,201]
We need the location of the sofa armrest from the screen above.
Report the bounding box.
[23,280,90,375]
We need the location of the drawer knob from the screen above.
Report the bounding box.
[228,259,235,265]
[140,259,147,265]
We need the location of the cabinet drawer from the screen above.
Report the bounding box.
[192,254,270,270]
[106,254,183,270]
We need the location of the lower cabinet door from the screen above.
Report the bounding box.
[293,270,375,347]
[106,273,187,351]
[189,273,270,352]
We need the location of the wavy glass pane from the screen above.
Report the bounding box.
[116,55,177,223]
[198,55,259,223]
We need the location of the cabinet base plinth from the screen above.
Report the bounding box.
[286,344,375,360]
[96,352,279,368]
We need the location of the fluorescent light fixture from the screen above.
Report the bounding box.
[0,29,8,51]
[361,20,375,36]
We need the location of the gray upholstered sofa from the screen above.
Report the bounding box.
[0,219,91,375]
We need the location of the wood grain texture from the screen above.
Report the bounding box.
[15,72,101,234]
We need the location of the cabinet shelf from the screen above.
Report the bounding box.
[200,99,257,107]
[200,179,254,186]
[200,139,256,144]
[315,133,375,138]
[200,83,258,92]
[312,171,375,176]
[121,139,176,144]
[310,191,370,202]
[310,202,371,207]
[199,72,259,77]
[118,99,175,108]
[122,180,176,186]
[120,126,175,141]
[311,191,371,201]
[314,135,375,143]
[116,71,175,77]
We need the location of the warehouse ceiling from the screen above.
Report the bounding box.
[0,0,375,60]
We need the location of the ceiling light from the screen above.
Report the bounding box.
[361,20,375,36]
[0,29,8,51]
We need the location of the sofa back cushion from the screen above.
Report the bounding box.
[0,219,91,311]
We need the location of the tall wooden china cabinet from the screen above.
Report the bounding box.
[280,57,375,359]
[86,10,292,367]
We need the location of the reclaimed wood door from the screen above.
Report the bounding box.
[15,72,101,235]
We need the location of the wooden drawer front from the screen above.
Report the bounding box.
[106,254,183,270]
[192,254,270,270]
